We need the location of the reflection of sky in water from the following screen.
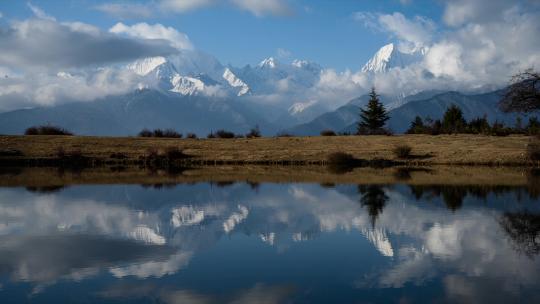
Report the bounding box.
[0,182,539,303]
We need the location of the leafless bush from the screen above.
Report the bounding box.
[393,145,412,159]
[320,129,336,136]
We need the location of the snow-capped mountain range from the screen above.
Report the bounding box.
[126,51,324,100]
[6,42,517,137]
[124,43,426,117]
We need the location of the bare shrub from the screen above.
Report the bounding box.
[138,128,182,138]
[138,129,153,137]
[276,132,293,137]
[162,129,182,138]
[393,145,412,159]
[327,152,356,165]
[246,126,261,138]
[215,130,235,139]
[166,147,189,160]
[320,129,336,136]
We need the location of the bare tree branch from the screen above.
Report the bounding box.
[499,69,540,113]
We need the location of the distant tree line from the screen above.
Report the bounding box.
[25,125,73,136]
[139,128,183,138]
[207,126,261,139]
[137,126,262,140]
[406,104,540,136]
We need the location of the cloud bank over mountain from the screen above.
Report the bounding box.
[0,0,538,113]
[344,0,540,97]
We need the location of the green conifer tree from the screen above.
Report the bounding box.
[358,88,390,134]
[407,116,425,134]
[442,104,466,134]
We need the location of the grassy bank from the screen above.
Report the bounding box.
[0,134,536,166]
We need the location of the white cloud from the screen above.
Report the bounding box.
[231,0,292,17]
[0,11,3,18]
[0,16,189,110]
[442,0,517,27]
[0,19,176,70]
[95,3,153,20]
[423,41,464,79]
[352,2,540,96]
[27,3,56,21]
[378,13,435,49]
[354,12,435,50]
[0,68,142,111]
[159,0,215,13]
[308,69,368,106]
[110,22,193,50]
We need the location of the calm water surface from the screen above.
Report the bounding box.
[0,175,539,303]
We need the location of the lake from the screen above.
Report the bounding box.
[0,167,539,303]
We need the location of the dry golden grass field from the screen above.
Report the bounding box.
[0,134,535,165]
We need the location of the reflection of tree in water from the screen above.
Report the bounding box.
[408,184,540,212]
[500,212,540,258]
[440,188,466,211]
[527,169,540,199]
[358,185,389,228]
[409,185,466,211]
[25,185,66,193]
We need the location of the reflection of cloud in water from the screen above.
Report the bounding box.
[0,183,539,301]
[259,232,276,246]
[0,234,175,285]
[110,252,192,279]
[223,205,249,233]
[100,282,296,304]
[363,203,540,302]
[130,225,166,245]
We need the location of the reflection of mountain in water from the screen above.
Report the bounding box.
[360,228,394,257]
[0,181,539,301]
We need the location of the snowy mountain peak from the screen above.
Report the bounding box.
[258,57,277,69]
[361,43,424,73]
[288,100,316,116]
[170,74,205,95]
[128,56,168,76]
[223,68,250,96]
[361,43,397,73]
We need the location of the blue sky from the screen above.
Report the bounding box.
[0,0,445,70]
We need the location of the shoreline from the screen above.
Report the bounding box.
[1,165,537,188]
